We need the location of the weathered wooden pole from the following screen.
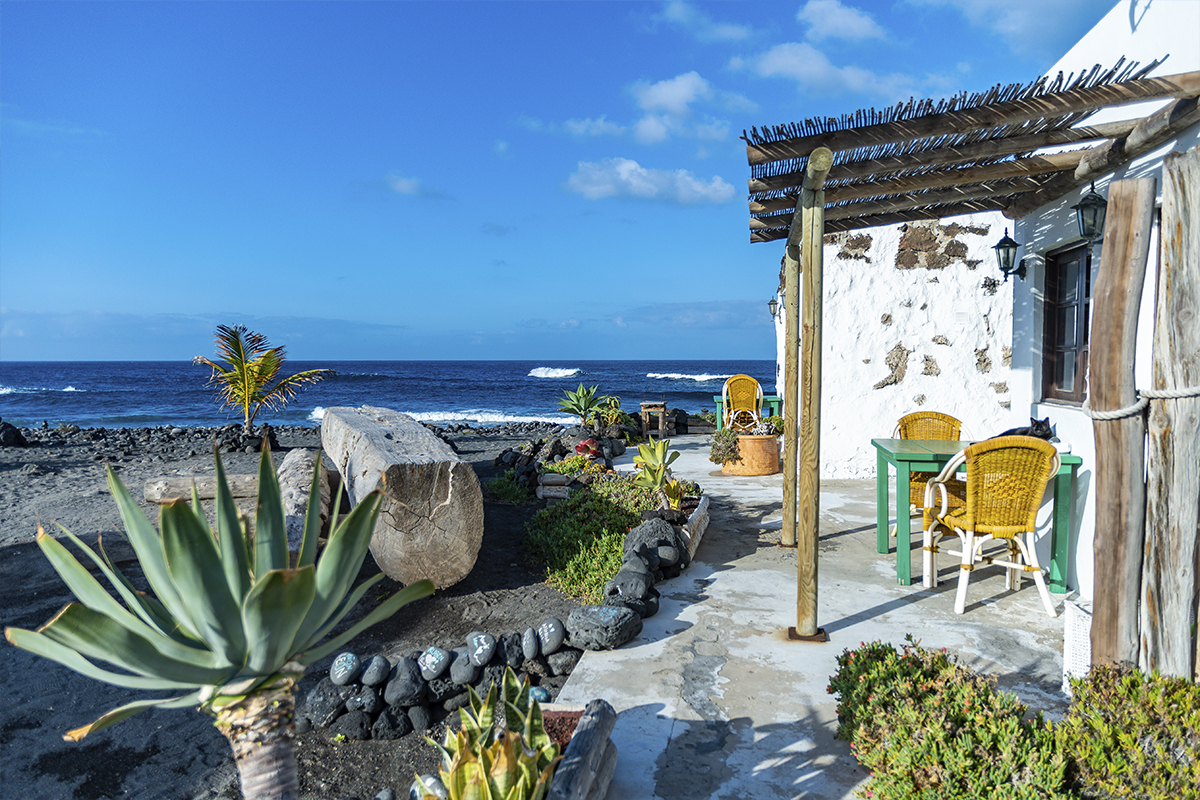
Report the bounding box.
[780,200,804,548]
[1140,145,1200,680]
[1089,176,1156,667]
[792,146,832,642]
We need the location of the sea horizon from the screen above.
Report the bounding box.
[1,358,777,431]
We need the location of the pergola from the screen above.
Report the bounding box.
[745,60,1200,676]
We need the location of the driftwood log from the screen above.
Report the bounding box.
[320,406,483,589]
[277,448,330,555]
[1140,145,1200,679]
[547,699,618,800]
[1089,176,1156,667]
[143,474,258,502]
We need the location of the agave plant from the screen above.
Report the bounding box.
[5,447,433,800]
[193,324,334,434]
[417,667,560,800]
[556,383,601,427]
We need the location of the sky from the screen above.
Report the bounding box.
[0,0,1118,362]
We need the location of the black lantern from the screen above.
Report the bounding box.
[993,228,1025,281]
[767,297,780,320]
[1071,182,1107,244]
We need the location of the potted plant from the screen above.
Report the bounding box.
[710,417,781,476]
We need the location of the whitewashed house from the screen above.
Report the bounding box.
[757,0,1199,627]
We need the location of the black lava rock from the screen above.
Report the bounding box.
[567,605,643,651]
[384,657,427,707]
[328,709,372,741]
[371,707,414,740]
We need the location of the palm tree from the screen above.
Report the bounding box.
[5,448,434,800]
[193,325,333,434]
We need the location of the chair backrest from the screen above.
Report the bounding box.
[894,411,962,441]
[960,436,1060,538]
[722,374,763,429]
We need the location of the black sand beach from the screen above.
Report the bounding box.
[0,424,580,800]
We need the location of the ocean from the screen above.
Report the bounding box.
[0,360,777,430]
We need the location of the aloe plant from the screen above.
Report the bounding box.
[631,436,680,508]
[193,324,333,434]
[419,667,560,800]
[557,383,601,427]
[5,447,433,800]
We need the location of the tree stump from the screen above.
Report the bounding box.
[320,406,483,589]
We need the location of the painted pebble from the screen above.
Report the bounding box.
[537,617,565,656]
[418,646,451,681]
[330,652,361,686]
[466,631,496,667]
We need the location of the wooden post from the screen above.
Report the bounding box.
[1089,176,1156,667]
[792,147,833,641]
[1140,145,1200,679]
[780,197,804,548]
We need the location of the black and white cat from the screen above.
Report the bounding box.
[993,417,1054,440]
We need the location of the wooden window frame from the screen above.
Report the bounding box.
[1042,243,1092,404]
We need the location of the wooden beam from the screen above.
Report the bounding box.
[753,177,1046,228]
[1090,176,1157,668]
[749,118,1143,206]
[794,147,832,641]
[1140,145,1200,679]
[751,149,1082,197]
[746,71,1200,166]
[780,195,803,549]
[750,200,1010,241]
[1004,96,1200,218]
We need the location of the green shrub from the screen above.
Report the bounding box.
[1059,663,1200,799]
[485,470,534,505]
[523,475,656,601]
[828,636,1071,799]
[708,427,741,465]
[541,455,597,476]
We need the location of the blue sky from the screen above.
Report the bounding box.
[1,0,1115,361]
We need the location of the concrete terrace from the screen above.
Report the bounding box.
[555,433,1070,800]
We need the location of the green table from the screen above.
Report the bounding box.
[712,394,783,430]
[871,438,1081,592]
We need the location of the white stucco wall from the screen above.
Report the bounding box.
[775,212,1015,479]
[1011,0,1200,600]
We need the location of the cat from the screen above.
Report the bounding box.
[993,417,1054,440]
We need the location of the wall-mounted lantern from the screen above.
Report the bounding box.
[768,296,780,321]
[993,228,1025,282]
[1071,182,1108,245]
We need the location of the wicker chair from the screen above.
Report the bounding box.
[891,411,967,537]
[922,436,1060,617]
[721,374,763,432]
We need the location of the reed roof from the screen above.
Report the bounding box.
[744,59,1200,241]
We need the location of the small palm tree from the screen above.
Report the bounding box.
[5,448,433,800]
[193,325,333,434]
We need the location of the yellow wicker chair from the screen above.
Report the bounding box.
[922,436,1060,617]
[891,411,967,537]
[721,374,763,432]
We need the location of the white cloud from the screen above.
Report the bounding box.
[566,158,735,205]
[658,1,751,42]
[634,114,672,144]
[909,0,1106,60]
[494,140,509,154]
[564,115,626,136]
[633,71,712,115]
[388,175,422,195]
[751,42,915,99]
[797,0,886,42]
[613,316,628,329]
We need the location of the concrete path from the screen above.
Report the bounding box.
[556,433,1069,800]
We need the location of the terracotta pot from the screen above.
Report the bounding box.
[721,435,780,476]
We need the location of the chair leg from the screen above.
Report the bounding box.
[954,530,975,614]
[922,524,936,588]
[1016,534,1057,618]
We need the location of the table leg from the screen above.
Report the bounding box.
[876,450,889,554]
[715,400,723,430]
[1049,466,1076,594]
[896,464,912,585]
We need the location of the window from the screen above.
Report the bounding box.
[1042,243,1092,403]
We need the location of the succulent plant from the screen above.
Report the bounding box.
[5,447,433,800]
[556,383,601,427]
[420,667,561,800]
